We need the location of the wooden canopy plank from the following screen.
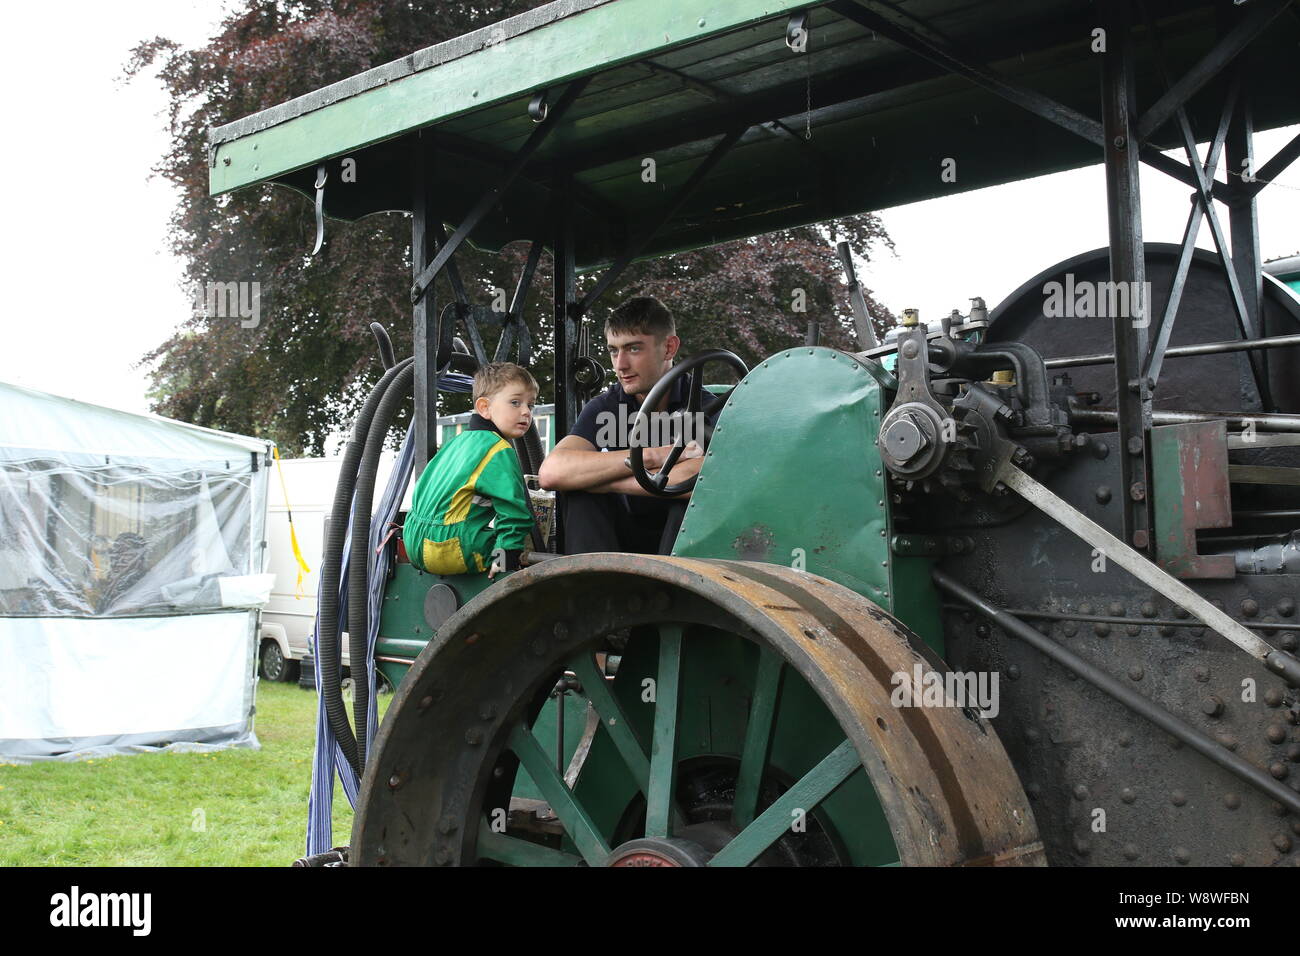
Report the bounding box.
[208,0,812,195]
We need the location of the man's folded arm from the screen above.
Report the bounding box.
[538,434,634,491]
[589,456,702,497]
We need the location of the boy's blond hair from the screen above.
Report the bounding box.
[472,362,539,403]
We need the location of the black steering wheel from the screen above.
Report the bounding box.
[629,349,749,497]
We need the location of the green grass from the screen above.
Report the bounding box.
[0,680,391,866]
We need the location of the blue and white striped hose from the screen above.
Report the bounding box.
[306,371,474,857]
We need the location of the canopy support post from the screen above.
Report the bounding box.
[413,132,440,476]
[1099,0,1152,554]
[553,177,578,441]
[1225,66,1268,405]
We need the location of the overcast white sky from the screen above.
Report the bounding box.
[1,2,1296,420]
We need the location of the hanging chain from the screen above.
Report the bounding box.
[804,34,813,140]
[1223,166,1300,193]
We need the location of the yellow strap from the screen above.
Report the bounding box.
[272,446,313,598]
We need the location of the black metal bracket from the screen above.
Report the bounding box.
[410,76,591,305]
[1138,2,1273,407]
[1242,129,1300,199]
[495,239,543,366]
[827,0,1234,199]
[829,0,1102,145]
[575,126,745,317]
[1142,82,1237,389]
[1134,0,1290,144]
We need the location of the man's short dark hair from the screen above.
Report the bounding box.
[605,296,675,340]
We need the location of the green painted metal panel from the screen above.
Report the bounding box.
[209,0,813,196]
[375,561,499,688]
[1151,422,1188,575]
[673,346,942,650]
[1150,420,1234,578]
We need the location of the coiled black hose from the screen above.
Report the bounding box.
[448,352,478,376]
[369,323,396,370]
[349,361,415,768]
[317,357,412,776]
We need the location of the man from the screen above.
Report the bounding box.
[538,296,708,555]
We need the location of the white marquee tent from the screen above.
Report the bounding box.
[0,382,275,761]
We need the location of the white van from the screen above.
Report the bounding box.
[259,454,410,682]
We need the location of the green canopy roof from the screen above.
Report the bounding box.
[209,0,1300,270]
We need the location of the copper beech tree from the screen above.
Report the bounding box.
[132,0,895,455]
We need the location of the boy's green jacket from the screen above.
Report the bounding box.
[402,415,533,575]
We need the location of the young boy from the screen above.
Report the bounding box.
[403,362,539,578]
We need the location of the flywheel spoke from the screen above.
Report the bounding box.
[645,624,683,839]
[475,818,583,867]
[733,648,785,828]
[569,651,686,827]
[708,739,862,867]
[507,724,611,865]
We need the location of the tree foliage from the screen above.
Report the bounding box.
[132,0,895,455]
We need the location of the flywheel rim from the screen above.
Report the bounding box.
[352,554,1043,867]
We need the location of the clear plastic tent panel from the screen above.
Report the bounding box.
[0,381,273,618]
[1,460,260,616]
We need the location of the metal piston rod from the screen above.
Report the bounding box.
[995,461,1300,685]
[1070,405,1300,433]
[1047,331,1300,370]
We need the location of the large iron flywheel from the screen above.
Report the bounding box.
[352,555,1043,867]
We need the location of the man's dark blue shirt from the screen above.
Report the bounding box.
[569,370,711,522]
[571,372,693,450]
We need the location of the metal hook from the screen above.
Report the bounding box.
[528,91,549,123]
[312,164,328,256]
[785,12,810,52]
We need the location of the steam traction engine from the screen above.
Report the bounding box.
[203,0,1300,866]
